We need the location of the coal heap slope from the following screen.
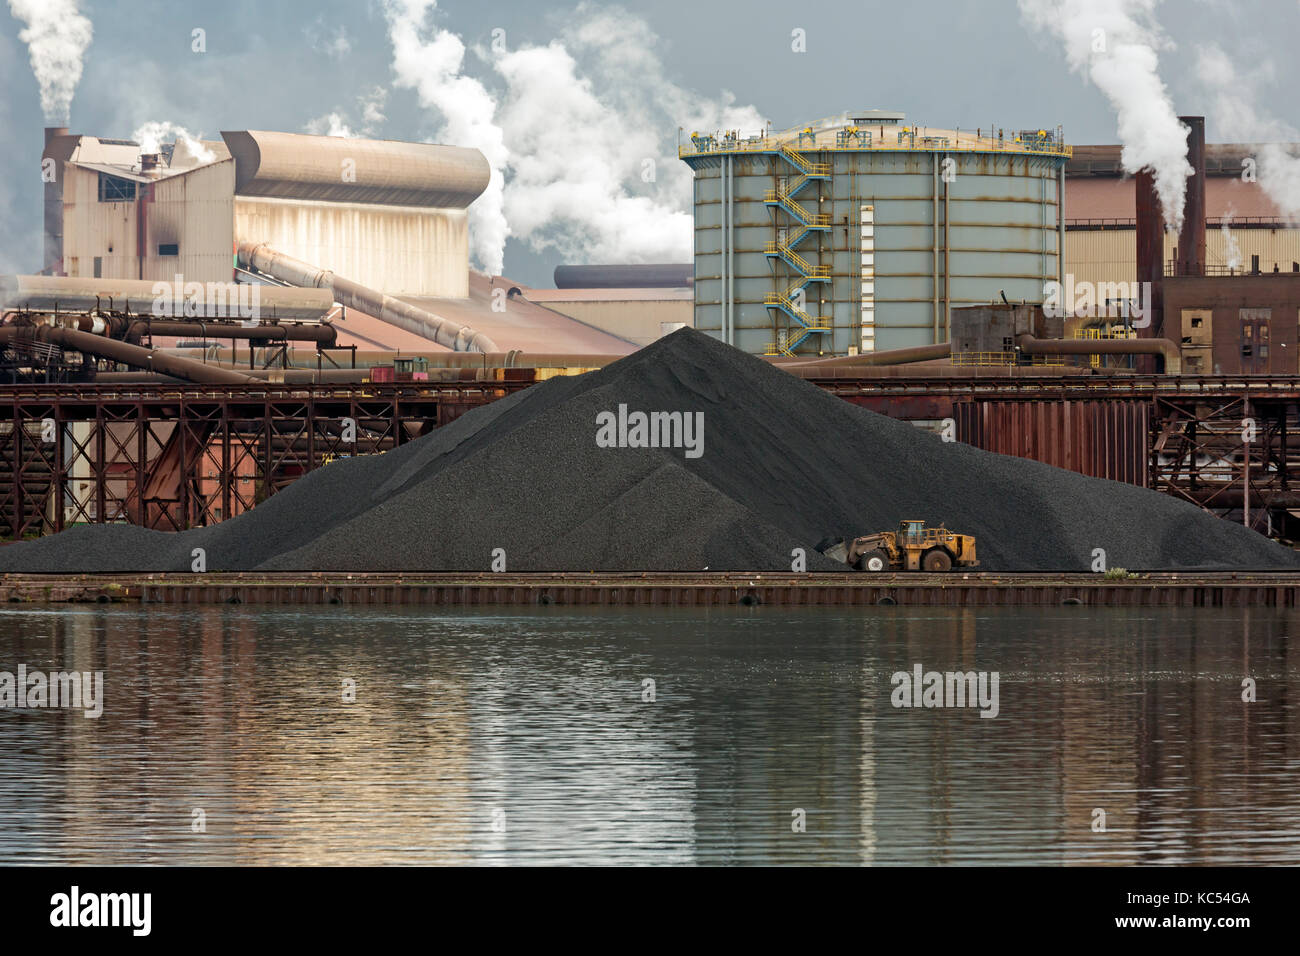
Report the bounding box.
[1,328,1296,573]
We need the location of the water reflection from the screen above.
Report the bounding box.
[0,604,1296,865]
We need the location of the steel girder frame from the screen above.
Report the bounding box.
[1151,394,1295,531]
[0,398,58,537]
[0,383,518,538]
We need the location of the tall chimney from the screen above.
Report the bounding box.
[1177,116,1206,277]
[1135,167,1165,341]
[42,127,70,275]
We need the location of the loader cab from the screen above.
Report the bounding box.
[900,520,925,544]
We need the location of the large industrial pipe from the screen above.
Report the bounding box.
[339,350,621,369]
[1015,333,1181,375]
[553,264,693,289]
[0,325,258,384]
[237,241,499,353]
[776,342,952,369]
[125,320,338,345]
[0,274,335,321]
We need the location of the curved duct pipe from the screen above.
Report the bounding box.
[1015,333,1181,375]
[348,350,619,369]
[237,241,499,353]
[0,325,259,384]
[0,273,334,321]
[774,342,952,369]
[125,320,338,345]
[95,367,508,385]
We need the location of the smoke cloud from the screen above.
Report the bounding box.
[383,0,508,275]
[306,87,388,140]
[1220,207,1243,271]
[1019,0,1191,231]
[493,3,763,264]
[381,1,763,275]
[7,0,92,125]
[131,121,215,165]
[1196,44,1300,222]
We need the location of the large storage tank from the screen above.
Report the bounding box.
[681,110,1070,355]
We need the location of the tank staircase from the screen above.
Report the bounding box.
[763,147,832,354]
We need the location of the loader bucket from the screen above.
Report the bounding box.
[815,537,849,564]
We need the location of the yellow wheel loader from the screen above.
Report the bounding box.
[818,520,978,572]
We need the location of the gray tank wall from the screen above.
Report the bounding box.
[692,149,1065,355]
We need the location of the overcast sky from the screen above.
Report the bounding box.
[1,0,1296,285]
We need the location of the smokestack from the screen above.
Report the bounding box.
[1177,116,1206,277]
[1136,168,1165,342]
[42,126,70,275]
[139,153,160,172]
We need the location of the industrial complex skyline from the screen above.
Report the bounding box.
[2,0,1298,286]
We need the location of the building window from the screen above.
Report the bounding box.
[93,257,102,278]
[97,174,135,202]
[158,243,179,256]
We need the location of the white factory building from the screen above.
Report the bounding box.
[42,128,488,298]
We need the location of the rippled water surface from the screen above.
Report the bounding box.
[0,604,1297,865]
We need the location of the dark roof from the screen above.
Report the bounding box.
[1067,143,1298,177]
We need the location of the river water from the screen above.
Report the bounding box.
[0,604,1296,865]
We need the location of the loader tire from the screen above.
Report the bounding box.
[857,549,889,572]
[923,549,953,572]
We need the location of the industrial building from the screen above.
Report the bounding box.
[518,264,693,347]
[36,126,637,357]
[6,112,1300,545]
[680,110,1069,356]
[42,127,487,297]
[1065,141,1300,288]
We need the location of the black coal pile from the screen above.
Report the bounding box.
[3,328,1297,573]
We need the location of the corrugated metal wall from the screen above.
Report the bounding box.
[954,399,1150,487]
[146,159,235,283]
[1066,226,1300,287]
[234,198,469,297]
[61,166,136,279]
[63,161,235,284]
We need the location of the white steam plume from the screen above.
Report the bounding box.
[7,0,93,125]
[493,40,695,263]
[1019,0,1191,231]
[1220,207,1243,272]
[132,122,215,165]
[493,3,763,263]
[305,88,388,140]
[383,0,508,275]
[1197,44,1300,222]
[382,1,763,275]
[305,113,358,139]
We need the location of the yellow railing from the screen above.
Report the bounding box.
[951,351,1065,367]
[1074,328,1137,340]
[762,242,829,278]
[1074,327,1137,368]
[763,292,828,327]
[681,135,1071,160]
[779,145,831,177]
[779,145,812,173]
[763,190,831,227]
